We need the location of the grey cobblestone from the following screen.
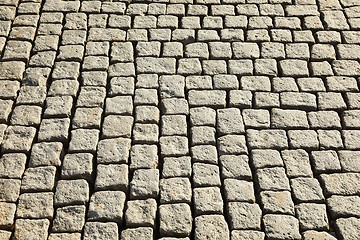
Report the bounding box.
[335,217,360,240]
[17,192,54,219]
[160,177,191,203]
[224,179,255,202]
[160,203,192,237]
[194,215,229,240]
[0,202,16,229]
[54,180,89,206]
[2,0,360,238]
[228,202,262,230]
[121,227,153,240]
[263,214,301,240]
[282,150,313,178]
[162,157,192,178]
[130,169,159,199]
[291,177,325,203]
[88,191,126,222]
[125,199,157,227]
[61,153,93,180]
[194,187,223,215]
[52,205,85,232]
[83,222,118,240]
[0,153,26,179]
[95,164,128,191]
[0,178,21,202]
[21,166,56,192]
[14,219,49,240]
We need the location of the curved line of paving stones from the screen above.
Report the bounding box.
[0,0,360,239]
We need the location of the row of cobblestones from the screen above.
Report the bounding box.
[1,0,360,239]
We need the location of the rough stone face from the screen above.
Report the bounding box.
[137,57,176,74]
[48,233,82,240]
[190,127,214,145]
[231,230,265,240]
[243,109,270,128]
[0,61,25,80]
[302,231,337,240]
[105,96,133,115]
[218,135,248,155]
[73,107,102,129]
[88,191,126,222]
[335,217,360,240]
[190,107,216,126]
[290,177,325,203]
[95,164,128,191]
[0,179,21,202]
[191,145,218,164]
[160,136,189,157]
[52,205,86,232]
[97,138,131,164]
[327,195,360,218]
[251,149,283,169]
[271,108,309,129]
[0,202,16,228]
[130,144,158,170]
[247,129,288,149]
[21,166,56,191]
[130,169,160,199]
[1,126,36,153]
[160,178,192,204]
[263,214,302,240]
[102,115,134,138]
[0,81,20,100]
[11,105,42,126]
[125,199,157,227]
[54,180,89,206]
[29,142,63,167]
[194,187,223,215]
[162,157,192,178]
[44,96,73,118]
[295,203,329,230]
[159,203,192,237]
[282,149,313,178]
[256,167,291,191]
[220,155,252,180]
[188,90,227,108]
[228,202,262,230]
[320,173,360,196]
[194,215,230,240]
[260,191,295,215]
[69,129,99,153]
[61,153,93,180]
[14,219,50,240]
[311,150,342,174]
[217,108,245,135]
[224,179,255,202]
[37,118,70,142]
[0,153,27,179]
[193,163,221,187]
[83,222,119,240]
[121,227,153,240]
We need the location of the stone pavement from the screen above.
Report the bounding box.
[1,0,360,239]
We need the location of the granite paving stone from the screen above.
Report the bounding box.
[2,0,360,238]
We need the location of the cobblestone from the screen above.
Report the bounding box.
[159,203,192,237]
[52,205,85,232]
[194,215,229,240]
[2,0,360,238]
[88,191,126,222]
[125,199,157,227]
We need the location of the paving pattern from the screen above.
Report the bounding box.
[1,0,360,239]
